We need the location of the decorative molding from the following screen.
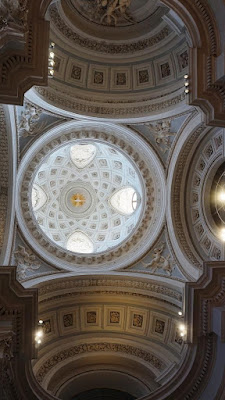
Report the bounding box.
[35,341,166,384]
[0,106,8,258]
[35,85,185,118]
[50,5,171,55]
[38,277,182,303]
[171,124,206,269]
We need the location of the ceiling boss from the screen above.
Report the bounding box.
[70,193,86,207]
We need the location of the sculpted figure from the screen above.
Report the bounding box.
[147,120,176,153]
[0,0,28,29]
[14,245,40,280]
[19,102,42,136]
[99,0,132,25]
[142,242,173,275]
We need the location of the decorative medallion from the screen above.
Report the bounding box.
[70,193,86,207]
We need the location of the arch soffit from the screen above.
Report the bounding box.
[167,112,208,279]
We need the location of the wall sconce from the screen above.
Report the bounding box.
[48,42,55,78]
[184,74,189,94]
[35,320,44,345]
[179,323,186,338]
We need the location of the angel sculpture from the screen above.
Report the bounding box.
[142,243,173,275]
[14,245,40,280]
[99,0,132,25]
[147,120,176,153]
[0,0,28,29]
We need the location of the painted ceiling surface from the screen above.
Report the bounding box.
[32,141,143,253]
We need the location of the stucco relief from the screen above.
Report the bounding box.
[145,120,176,153]
[49,5,171,54]
[14,245,41,281]
[142,242,174,276]
[35,342,166,384]
[71,0,133,26]
[0,0,28,30]
[35,86,185,118]
[19,102,43,137]
[38,278,182,303]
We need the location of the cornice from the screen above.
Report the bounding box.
[49,4,172,55]
[0,0,50,105]
[35,341,166,385]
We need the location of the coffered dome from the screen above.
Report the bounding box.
[31,141,143,254]
[16,120,166,272]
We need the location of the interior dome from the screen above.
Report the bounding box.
[31,141,143,254]
[33,0,189,120]
[16,120,166,272]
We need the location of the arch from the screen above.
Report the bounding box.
[162,0,224,126]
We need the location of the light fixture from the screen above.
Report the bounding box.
[178,311,182,316]
[220,228,225,241]
[180,332,185,337]
[179,324,185,331]
[218,191,225,202]
[48,43,55,78]
[35,325,44,345]
[184,74,190,94]
[36,330,43,338]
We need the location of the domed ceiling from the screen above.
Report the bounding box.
[31,141,143,254]
[34,0,189,119]
[62,0,163,34]
[16,121,166,272]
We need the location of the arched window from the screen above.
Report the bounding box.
[32,184,47,211]
[109,187,139,215]
[66,231,94,253]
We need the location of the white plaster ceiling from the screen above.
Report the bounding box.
[32,141,143,253]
